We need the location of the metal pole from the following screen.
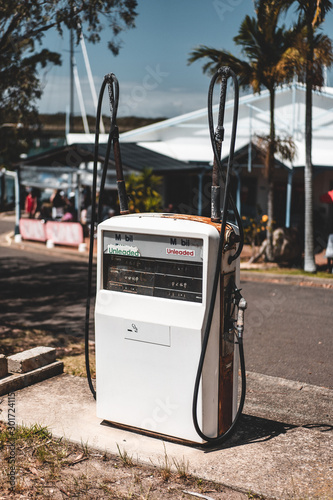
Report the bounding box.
[285,168,293,228]
[198,171,203,216]
[0,169,4,209]
[236,170,241,215]
[80,34,105,133]
[65,105,70,136]
[73,60,90,134]
[76,171,81,222]
[248,107,252,172]
[70,28,74,133]
[14,167,21,237]
[5,168,21,239]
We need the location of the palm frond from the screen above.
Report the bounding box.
[188,45,252,87]
[296,0,332,28]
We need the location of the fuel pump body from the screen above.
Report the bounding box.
[95,213,240,444]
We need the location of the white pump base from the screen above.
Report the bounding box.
[95,213,239,443]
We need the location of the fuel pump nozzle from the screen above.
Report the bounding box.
[236,298,247,340]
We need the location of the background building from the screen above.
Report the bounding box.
[120,82,333,239]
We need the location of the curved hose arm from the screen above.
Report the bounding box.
[192,66,246,445]
[208,67,243,262]
[85,72,128,400]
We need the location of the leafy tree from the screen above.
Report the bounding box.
[290,0,333,272]
[126,168,163,213]
[0,0,138,164]
[188,0,295,260]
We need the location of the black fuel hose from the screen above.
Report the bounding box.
[84,73,122,400]
[192,67,246,444]
[208,68,244,263]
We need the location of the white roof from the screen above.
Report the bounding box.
[66,133,109,144]
[120,84,333,169]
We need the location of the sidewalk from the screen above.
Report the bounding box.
[1,371,332,499]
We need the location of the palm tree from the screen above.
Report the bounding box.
[292,0,333,272]
[188,0,295,260]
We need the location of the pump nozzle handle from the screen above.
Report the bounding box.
[236,298,247,340]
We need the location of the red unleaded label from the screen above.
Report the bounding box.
[165,248,195,257]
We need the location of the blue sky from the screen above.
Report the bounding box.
[38,0,333,119]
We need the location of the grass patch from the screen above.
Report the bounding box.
[172,456,189,479]
[0,422,52,447]
[62,352,95,378]
[243,267,333,279]
[0,323,85,357]
[0,323,95,378]
[0,423,245,499]
[0,325,59,357]
[116,443,135,467]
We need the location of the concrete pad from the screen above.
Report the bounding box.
[0,354,7,379]
[7,346,56,374]
[0,372,332,499]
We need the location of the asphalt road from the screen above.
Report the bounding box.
[240,278,332,389]
[0,240,91,337]
[1,218,332,389]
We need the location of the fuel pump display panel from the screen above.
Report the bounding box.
[103,231,203,303]
[104,255,203,302]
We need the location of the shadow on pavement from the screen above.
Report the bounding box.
[0,257,94,336]
[203,415,333,452]
[203,414,296,452]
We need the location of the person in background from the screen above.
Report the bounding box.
[25,188,37,218]
[100,192,115,221]
[50,189,67,220]
[61,207,74,222]
[67,192,77,221]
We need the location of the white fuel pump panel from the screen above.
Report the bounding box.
[95,213,239,443]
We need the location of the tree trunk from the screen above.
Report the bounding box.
[304,23,316,273]
[266,88,275,262]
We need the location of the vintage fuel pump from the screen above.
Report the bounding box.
[85,68,247,445]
